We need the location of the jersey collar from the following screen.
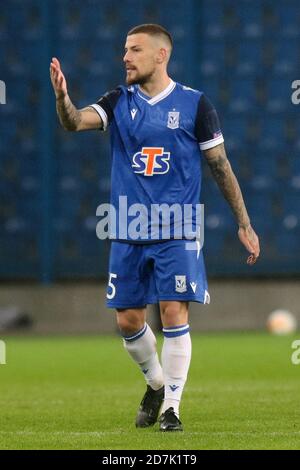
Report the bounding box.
[137,79,176,105]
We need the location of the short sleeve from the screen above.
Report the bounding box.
[89,88,121,131]
[195,94,224,150]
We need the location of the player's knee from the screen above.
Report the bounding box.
[116,314,134,334]
[160,301,189,327]
[116,309,145,336]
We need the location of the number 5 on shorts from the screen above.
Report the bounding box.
[107,273,117,299]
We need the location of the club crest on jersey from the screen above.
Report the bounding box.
[132,147,170,176]
[167,111,180,129]
[175,275,187,293]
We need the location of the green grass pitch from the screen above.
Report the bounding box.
[0,332,300,450]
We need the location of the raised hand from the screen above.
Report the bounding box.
[50,57,68,100]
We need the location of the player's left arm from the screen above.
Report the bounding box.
[203,142,260,265]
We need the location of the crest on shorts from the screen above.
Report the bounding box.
[175,275,187,293]
[167,111,180,129]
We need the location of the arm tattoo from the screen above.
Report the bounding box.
[205,148,250,227]
[56,95,82,131]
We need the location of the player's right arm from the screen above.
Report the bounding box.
[50,57,102,131]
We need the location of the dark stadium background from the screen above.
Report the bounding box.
[0,0,299,333]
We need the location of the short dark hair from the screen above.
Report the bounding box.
[127,23,173,49]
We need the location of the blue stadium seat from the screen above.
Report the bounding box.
[266,78,291,113]
[80,77,114,103]
[274,231,299,255]
[238,2,263,39]
[56,0,83,39]
[6,0,39,33]
[200,78,221,106]
[202,191,234,232]
[201,1,225,39]
[203,229,225,255]
[221,117,247,148]
[258,117,286,153]
[281,190,300,215]
[229,79,256,114]
[274,40,299,76]
[236,41,261,77]
[251,154,278,179]
[277,3,300,39]
[282,213,299,232]
[57,42,82,75]
[290,150,300,178]
[199,43,224,77]
[249,174,277,191]
[0,120,17,141]
[243,189,275,217]
[0,7,9,43]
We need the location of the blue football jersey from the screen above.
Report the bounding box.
[90,80,223,242]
